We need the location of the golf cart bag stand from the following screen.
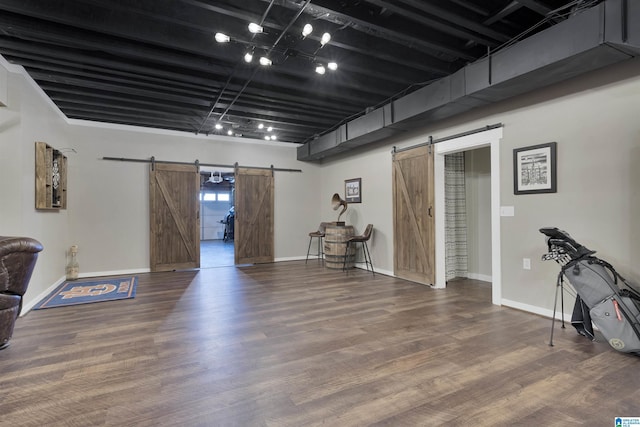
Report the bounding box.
[540,227,640,355]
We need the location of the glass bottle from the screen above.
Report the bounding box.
[66,245,79,280]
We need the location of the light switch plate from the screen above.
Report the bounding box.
[500,206,515,217]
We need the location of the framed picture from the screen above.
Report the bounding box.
[345,178,362,203]
[513,142,557,195]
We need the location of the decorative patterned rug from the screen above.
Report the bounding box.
[34,276,137,309]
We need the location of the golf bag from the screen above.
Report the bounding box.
[540,227,640,355]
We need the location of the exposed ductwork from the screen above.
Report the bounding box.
[297,0,640,162]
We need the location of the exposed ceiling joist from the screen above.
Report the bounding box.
[0,0,585,143]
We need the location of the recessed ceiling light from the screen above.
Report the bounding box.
[214,32,230,43]
[248,23,263,34]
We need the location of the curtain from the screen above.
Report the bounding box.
[445,152,468,281]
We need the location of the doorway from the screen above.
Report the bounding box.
[444,148,492,283]
[434,126,503,305]
[199,167,235,268]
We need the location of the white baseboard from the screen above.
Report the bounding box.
[78,268,151,278]
[21,275,66,316]
[275,256,308,262]
[466,272,492,282]
[501,298,571,320]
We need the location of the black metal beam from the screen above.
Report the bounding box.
[366,0,511,45]
[253,0,477,61]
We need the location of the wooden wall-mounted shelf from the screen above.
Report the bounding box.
[35,141,67,210]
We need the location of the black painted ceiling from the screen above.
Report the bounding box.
[0,0,598,143]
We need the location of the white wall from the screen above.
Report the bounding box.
[319,56,640,314]
[0,60,70,306]
[1,59,322,310]
[4,53,640,318]
[64,120,319,273]
[465,147,492,281]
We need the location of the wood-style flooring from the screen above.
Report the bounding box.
[1,262,639,426]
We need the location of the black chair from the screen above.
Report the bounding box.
[343,224,374,275]
[306,222,329,264]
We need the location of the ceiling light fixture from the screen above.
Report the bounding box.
[259,57,272,66]
[248,23,263,34]
[264,136,270,140]
[215,123,223,130]
[302,23,313,37]
[227,130,233,136]
[244,51,253,63]
[327,62,338,71]
[315,64,326,75]
[320,32,331,46]
[271,135,277,140]
[267,126,273,132]
[214,32,230,43]
[258,123,264,129]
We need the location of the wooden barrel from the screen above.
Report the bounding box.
[324,224,355,269]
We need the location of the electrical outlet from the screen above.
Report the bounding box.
[523,258,531,270]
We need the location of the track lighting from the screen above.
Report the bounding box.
[248,23,263,34]
[315,64,326,75]
[320,32,331,46]
[302,23,313,37]
[214,32,230,43]
[328,62,338,71]
[244,51,253,63]
[259,56,272,66]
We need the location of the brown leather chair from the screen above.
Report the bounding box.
[0,236,43,350]
[343,224,374,275]
[306,222,329,264]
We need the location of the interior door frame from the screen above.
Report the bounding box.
[434,127,503,305]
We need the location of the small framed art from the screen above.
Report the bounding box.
[513,142,557,195]
[345,178,362,203]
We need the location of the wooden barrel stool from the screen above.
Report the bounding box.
[324,224,355,269]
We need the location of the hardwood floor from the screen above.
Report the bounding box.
[1,262,638,426]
